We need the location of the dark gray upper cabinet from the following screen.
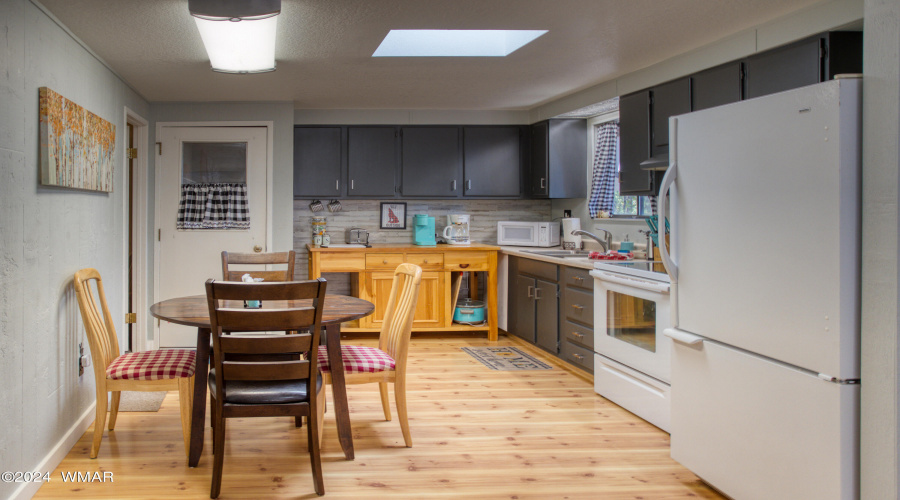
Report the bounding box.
[650,77,691,156]
[745,37,822,99]
[530,119,587,199]
[463,126,522,197]
[618,91,653,195]
[746,32,862,99]
[692,62,743,111]
[293,127,343,198]
[400,127,462,197]
[347,126,398,197]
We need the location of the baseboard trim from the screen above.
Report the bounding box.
[10,402,96,500]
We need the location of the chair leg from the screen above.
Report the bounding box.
[378,382,392,421]
[210,414,226,499]
[209,392,216,454]
[317,383,326,445]
[394,377,412,448]
[177,377,194,457]
[90,389,108,459]
[108,391,121,430]
[308,403,325,495]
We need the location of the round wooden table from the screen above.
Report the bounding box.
[151,294,374,465]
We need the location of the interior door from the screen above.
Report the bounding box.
[157,126,268,348]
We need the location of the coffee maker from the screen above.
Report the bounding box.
[443,214,471,245]
[413,214,436,246]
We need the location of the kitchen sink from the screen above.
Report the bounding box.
[521,249,592,258]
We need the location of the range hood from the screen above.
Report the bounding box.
[640,154,669,171]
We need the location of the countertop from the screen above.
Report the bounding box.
[308,242,500,252]
[500,246,598,270]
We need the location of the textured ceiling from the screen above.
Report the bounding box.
[37,0,824,110]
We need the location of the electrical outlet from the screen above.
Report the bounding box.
[563,210,572,218]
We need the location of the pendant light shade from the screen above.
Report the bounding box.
[189,0,280,74]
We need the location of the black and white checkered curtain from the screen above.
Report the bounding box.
[176,183,250,230]
[588,122,619,218]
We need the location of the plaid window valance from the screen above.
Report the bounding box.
[588,122,619,218]
[176,183,250,230]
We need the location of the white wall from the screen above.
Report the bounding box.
[860,0,900,497]
[0,1,150,498]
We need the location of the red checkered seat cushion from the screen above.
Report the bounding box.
[317,345,395,374]
[106,349,196,381]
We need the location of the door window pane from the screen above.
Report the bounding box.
[182,142,247,184]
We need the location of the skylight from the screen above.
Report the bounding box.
[372,30,548,57]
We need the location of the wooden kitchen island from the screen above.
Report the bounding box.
[308,243,499,341]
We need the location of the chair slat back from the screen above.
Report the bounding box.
[222,251,295,282]
[206,278,326,387]
[73,269,121,373]
[378,264,423,364]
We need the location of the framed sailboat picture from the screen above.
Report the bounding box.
[380,202,406,229]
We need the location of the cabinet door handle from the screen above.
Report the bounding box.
[572,331,584,339]
[336,179,340,191]
[351,179,355,190]
[526,286,534,298]
[459,263,470,269]
[452,180,457,191]
[540,178,546,189]
[572,353,584,361]
[571,304,584,311]
[466,179,472,190]
[534,288,541,300]
[573,276,584,283]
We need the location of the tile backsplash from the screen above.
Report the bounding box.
[292,199,552,289]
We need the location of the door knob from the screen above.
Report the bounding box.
[253,245,263,253]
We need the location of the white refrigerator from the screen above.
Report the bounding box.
[658,78,861,500]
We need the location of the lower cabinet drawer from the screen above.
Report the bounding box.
[563,288,593,326]
[560,340,593,373]
[406,253,443,270]
[365,253,404,270]
[561,320,594,350]
[445,251,489,271]
[319,253,365,271]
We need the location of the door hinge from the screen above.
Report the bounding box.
[156,142,162,155]
[126,148,138,159]
[125,313,137,324]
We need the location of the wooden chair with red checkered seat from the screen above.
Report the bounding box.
[73,268,196,459]
[317,263,423,447]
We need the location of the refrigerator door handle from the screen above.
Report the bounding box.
[663,327,703,346]
[658,118,678,283]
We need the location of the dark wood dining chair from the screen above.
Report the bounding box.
[317,263,422,447]
[73,268,196,459]
[205,278,327,498]
[221,250,295,282]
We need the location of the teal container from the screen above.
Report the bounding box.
[413,214,436,245]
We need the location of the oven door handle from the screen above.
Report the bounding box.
[591,271,670,294]
[663,328,704,346]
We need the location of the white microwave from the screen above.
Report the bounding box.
[497,221,560,247]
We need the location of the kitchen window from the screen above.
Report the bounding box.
[589,114,652,218]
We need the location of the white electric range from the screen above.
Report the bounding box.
[589,260,672,431]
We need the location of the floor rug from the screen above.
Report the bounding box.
[117,391,167,412]
[461,346,553,371]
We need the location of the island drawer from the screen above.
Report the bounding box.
[366,253,404,270]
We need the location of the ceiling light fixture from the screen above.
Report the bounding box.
[189,0,280,74]
[373,30,548,57]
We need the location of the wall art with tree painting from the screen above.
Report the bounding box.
[39,87,116,192]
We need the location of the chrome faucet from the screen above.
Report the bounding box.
[571,229,613,252]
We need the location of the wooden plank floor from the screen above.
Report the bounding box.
[36,334,723,499]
